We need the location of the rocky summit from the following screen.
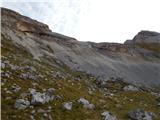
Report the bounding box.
[1,7,160,120]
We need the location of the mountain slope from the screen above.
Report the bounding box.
[1,7,160,120]
[2,7,160,88]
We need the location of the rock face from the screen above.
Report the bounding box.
[1,7,160,89]
[132,31,160,44]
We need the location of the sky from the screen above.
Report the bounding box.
[1,0,160,43]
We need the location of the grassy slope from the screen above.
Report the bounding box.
[137,43,160,52]
[1,35,160,120]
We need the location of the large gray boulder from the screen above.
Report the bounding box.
[29,88,54,105]
[14,99,30,110]
[128,109,155,120]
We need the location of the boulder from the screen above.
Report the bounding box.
[77,98,95,109]
[128,109,155,120]
[101,111,117,120]
[29,88,54,105]
[14,99,30,110]
[123,85,139,92]
[31,92,46,105]
[78,98,90,105]
[62,102,72,110]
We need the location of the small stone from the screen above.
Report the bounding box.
[48,114,53,120]
[129,99,133,102]
[88,91,93,94]
[6,90,12,94]
[62,102,72,110]
[20,73,37,80]
[1,72,10,78]
[20,92,30,99]
[28,88,36,94]
[46,88,55,95]
[29,106,34,109]
[4,88,8,91]
[84,103,95,110]
[123,85,139,91]
[1,62,5,69]
[37,108,45,113]
[43,113,48,117]
[74,77,81,81]
[10,84,21,92]
[30,115,35,120]
[31,110,36,114]
[42,89,46,92]
[101,111,117,120]
[10,65,21,70]
[6,97,12,100]
[14,99,30,110]
[32,82,38,86]
[1,82,4,86]
[77,98,89,105]
[46,110,51,113]
[48,106,52,110]
[77,98,95,109]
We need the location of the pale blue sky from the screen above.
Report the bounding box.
[1,0,160,43]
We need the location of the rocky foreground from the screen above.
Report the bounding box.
[1,7,160,120]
